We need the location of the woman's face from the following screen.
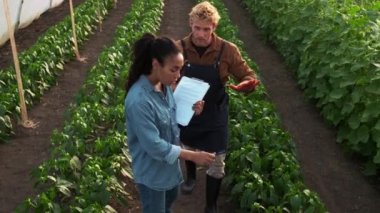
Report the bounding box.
[156,53,184,86]
[190,18,216,47]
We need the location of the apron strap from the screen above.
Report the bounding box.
[180,39,225,74]
[180,40,187,60]
[181,39,225,64]
[214,41,225,70]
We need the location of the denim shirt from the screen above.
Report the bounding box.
[125,75,183,191]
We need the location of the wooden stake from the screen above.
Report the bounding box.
[97,0,103,32]
[114,0,117,8]
[3,0,37,128]
[69,0,86,62]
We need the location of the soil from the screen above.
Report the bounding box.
[1,0,380,213]
[0,0,133,212]
[160,0,235,212]
[222,1,380,212]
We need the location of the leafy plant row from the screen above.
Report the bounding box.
[0,0,115,142]
[337,0,378,7]
[204,0,327,212]
[241,0,380,174]
[16,0,164,212]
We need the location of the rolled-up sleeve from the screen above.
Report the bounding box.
[165,145,181,164]
[127,100,180,164]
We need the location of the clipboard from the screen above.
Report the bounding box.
[173,76,209,126]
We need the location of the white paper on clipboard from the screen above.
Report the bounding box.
[173,76,209,126]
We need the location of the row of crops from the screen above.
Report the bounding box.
[240,0,380,175]
[206,0,326,211]
[16,0,164,211]
[10,0,328,212]
[0,0,115,142]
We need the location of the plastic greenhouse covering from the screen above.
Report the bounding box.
[0,0,64,46]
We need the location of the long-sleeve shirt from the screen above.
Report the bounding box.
[177,33,257,84]
[125,75,182,191]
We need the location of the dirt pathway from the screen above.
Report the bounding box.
[222,0,380,212]
[160,0,234,212]
[2,0,380,212]
[0,1,132,212]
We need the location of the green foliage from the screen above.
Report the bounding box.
[242,0,380,173]
[15,0,164,211]
[205,0,327,211]
[0,0,114,142]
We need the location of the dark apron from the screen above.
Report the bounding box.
[179,41,228,153]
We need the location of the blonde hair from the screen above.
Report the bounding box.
[189,1,220,25]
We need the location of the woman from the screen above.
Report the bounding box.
[125,33,215,213]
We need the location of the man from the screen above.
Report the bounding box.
[177,1,260,213]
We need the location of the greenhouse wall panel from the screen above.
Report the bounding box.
[0,0,64,46]
[18,0,51,28]
[0,0,22,45]
[50,0,65,8]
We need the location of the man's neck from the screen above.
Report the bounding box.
[191,40,211,57]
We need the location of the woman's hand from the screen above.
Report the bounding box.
[179,149,215,166]
[228,79,260,93]
[192,100,205,115]
[192,151,215,166]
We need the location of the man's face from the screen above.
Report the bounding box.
[190,18,216,47]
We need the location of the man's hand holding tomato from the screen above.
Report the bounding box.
[228,78,260,94]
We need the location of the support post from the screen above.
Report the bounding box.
[3,0,36,128]
[69,0,86,62]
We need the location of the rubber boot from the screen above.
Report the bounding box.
[204,175,222,213]
[181,160,196,194]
